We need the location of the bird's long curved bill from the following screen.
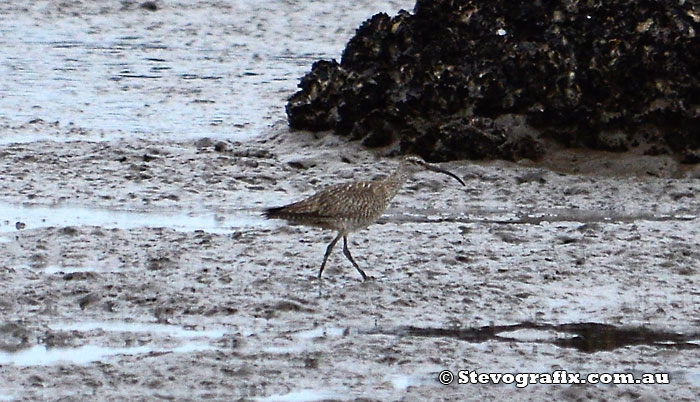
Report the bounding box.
[425,164,466,186]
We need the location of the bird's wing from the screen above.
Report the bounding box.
[273,181,387,220]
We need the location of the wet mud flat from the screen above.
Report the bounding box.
[1,126,700,401]
[2,0,700,400]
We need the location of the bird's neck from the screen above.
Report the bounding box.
[384,163,412,200]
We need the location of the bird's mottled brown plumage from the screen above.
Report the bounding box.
[264,180,397,232]
[265,155,465,280]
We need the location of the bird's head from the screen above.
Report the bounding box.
[399,154,465,186]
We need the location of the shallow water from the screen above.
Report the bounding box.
[370,322,700,353]
[293,327,346,339]
[49,321,227,339]
[256,389,348,402]
[0,321,226,366]
[0,342,213,366]
[0,9,304,142]
[0,201,268,233]
[43,266,98,274]
[0,1,411,144]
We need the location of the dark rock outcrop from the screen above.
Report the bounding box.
[286,0,700,163]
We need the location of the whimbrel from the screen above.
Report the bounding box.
[264,155,465,280]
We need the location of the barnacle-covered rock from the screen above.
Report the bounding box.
[287,60,347,131]
[286,0,700,163]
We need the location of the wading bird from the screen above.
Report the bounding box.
[264,155,465,280]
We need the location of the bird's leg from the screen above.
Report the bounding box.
[343,236,368,281]
[319,233,342,279]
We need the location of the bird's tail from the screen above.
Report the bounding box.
[262,206,285,219]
